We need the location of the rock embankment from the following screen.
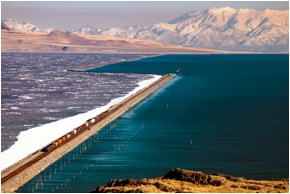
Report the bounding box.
[91,168,289,193]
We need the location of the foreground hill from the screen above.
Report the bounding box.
[91,168,289,193]
[1,30,218,54]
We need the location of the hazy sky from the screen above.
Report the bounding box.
[1,1,289,31]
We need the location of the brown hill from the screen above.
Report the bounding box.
[1,30,219,54]
[91,168,289,193]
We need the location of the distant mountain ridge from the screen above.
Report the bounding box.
[1,19,54,33]
[2,7,289,52]
[75,7,289,52]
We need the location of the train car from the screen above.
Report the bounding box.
[90,119,95,124]
[53,141,59,147]
[41,144,53,152]
[78,124,85,131]
[99,112,105,119]
[85,122,89,127]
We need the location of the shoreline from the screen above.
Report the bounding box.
[68,54,163,72]
[1,74,176,193]
[65,52,288,72]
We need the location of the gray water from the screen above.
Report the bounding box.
[1,53,152,151]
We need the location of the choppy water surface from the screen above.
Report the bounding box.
[1,53,152,151]
[17,54,289,193]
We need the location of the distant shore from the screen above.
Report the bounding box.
[1,30,220,54]
[68,54,159,72]
[66,51,289,72]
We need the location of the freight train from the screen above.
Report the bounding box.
[40,106,115,152]
[40,74,173,153]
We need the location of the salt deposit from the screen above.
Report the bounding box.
[1,75,161,171]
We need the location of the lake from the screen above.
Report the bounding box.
[18,54,289,192]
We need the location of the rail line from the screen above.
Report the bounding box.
[1,127,85,184]
[1,73,175,190]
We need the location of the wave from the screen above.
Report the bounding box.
[1,74,161,171]
[20,95,34,100]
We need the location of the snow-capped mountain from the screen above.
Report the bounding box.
[165,7,289,52]
[74,25,102,35]
[43,28,55,33]
[1,19,55,33]
[2,19,42,33]
[75,7,289,52]
[2,7,288,52]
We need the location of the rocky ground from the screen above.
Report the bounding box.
[91,168,289,193]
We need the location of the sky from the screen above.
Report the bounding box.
[1,1,289,31]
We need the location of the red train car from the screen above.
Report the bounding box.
[53,141,59,147]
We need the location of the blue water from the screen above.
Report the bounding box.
[18,54,289,192]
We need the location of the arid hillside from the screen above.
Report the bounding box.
[1,30,218,54]
[91,168,289,193]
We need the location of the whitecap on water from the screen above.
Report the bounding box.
[20,95,34,100]
[1,75,161,171]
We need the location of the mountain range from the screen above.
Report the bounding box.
[1,19,54,33]
[2,7,289,52]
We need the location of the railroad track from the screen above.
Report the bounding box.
[1,73,175,188]
[1,125,87,184]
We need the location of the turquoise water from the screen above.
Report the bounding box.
[18,54,288,192]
